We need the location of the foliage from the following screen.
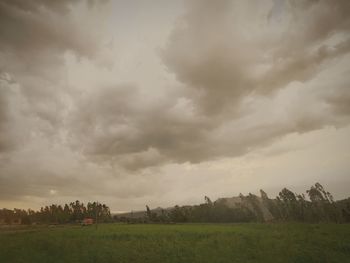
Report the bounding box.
[2,183,350,225]
[1,223,350,263]
[140,183,350,224]
[0,201,111,225]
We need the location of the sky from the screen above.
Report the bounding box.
[0,0,349,212]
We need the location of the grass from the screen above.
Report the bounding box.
[1,223,350,263]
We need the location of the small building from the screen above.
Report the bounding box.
[82,218,94,226]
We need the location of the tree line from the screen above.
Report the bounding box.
[0,200,112,225]
[115,183,350,224]
[2,183,350,225]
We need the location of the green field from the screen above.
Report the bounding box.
[1,223,350,263]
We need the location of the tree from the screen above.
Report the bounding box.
[307,183,342,222]
[260,189,280,220]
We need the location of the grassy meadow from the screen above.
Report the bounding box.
[1,223,350,263]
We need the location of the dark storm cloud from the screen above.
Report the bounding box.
[67,0,350,170]
[69,84,214,169]
[0,0,97,68]
[0,0,349,207]
[0,73,13,152]
[162,0,350,113]
[0,0,103,97]
[0,0,106,152]
[0,0,110,202]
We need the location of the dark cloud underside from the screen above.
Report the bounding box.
[0,0,349,209]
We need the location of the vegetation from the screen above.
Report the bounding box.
[2,183,350,225]
[1,223,349,263]
[0,201,111,225]
[117,183,350,224]
[1,183,349,262]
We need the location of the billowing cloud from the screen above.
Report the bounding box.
[0,0,349,210]
[0,0,109,153]
[68,0,350,169]
[162,0,350,112]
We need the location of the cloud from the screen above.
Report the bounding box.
[68,84,212,168]
[68,0,350,170]
[0,0,109,153]
[0,0,98,57]
[162,0,350,113]
[0,0,114,204]
[0,0,349,209]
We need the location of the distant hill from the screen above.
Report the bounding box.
[114,183,350,224]
[115,196,274,221]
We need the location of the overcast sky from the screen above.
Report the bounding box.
[0,0,349,212]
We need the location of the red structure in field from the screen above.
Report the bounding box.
[82,218,94,225]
